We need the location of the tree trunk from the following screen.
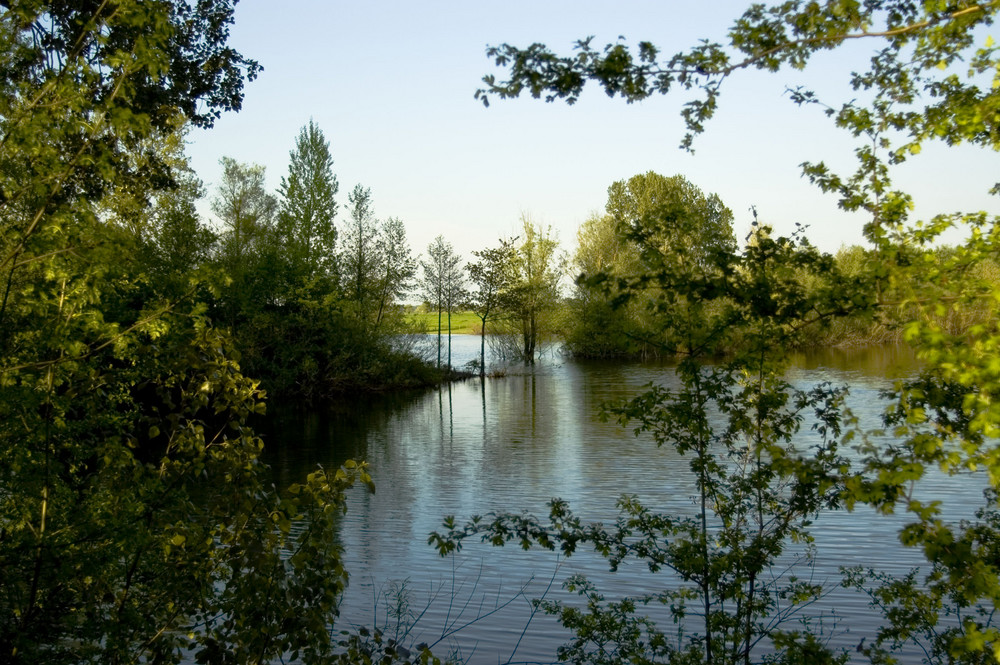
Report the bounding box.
[436,301,442,370]
[479,315,487,377]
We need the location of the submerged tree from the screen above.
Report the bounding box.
[466,237,517,376]
[422,235,463,369]
[501,216,562,363]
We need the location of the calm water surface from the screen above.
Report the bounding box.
[261,336,987,664]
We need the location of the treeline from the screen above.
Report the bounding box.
[562,171,1000,359]
[129,118,576,395]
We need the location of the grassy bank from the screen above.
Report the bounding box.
[405,309,481,335]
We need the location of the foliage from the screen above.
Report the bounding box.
[372,216,419,332]
[461,1,1000,661]
[805,245,1000,349]
[341,183,381,316]
[466,237,517,376]
[422,235,464,369]
[1,312,375,664]
[210,156,281,328]
[277,119,340,290]
[140,168,218,300]
[473,1,999,152]
[492,215,563,363]
[205,140,434,398]
[569,211,644,357]
[0,2,400,662]
[569,173,737,358]
[606,172,736,267]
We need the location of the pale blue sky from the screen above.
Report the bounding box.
[186,1,998,265]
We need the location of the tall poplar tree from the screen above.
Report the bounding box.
[277,120,339,287]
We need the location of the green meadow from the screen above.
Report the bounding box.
[405,309,481,335]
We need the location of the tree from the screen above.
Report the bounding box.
[340,184,381,317]
[474,3,1000,153]
[568,212,644,357]
[503,216,562,363]
[142,167,218,299]
[442,246,467,369]
[466,238,517,376]
[421,235,462,369]
[97,120,217,302]
[210,157,280,328]
[569,173,736,358]
[433,227,862,665]
[606,172,736,268]
[212,157,277,266]
[372,216,418,331]
[0,3,379,663]
[277,120,339,287]
[467,2,1000,661]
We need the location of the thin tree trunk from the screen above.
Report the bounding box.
[479,315,487,377]
[436,302,442,369]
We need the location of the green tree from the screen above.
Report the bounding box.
[466,238,516,376]
[277,120,339,288]
[568,211,644,357]
[148,175,217,294]
[433,227,862,665]
[569,173,736,358]
[372,216,418,331]
[0,3,382,663]
[502,216,562,363]
[98,120,217,302]
[606,172,736,268]
[421,235,463,369]
[210,157,280,329]
[340,183,381,317]
[212,157,278,268]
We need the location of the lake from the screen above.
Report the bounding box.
[261,335,987,664]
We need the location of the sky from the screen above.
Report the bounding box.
[185,0,999,267]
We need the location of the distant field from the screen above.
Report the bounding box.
[405,310,480,335]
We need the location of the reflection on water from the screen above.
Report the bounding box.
[260,337,982,664]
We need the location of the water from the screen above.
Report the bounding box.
[260,336,988,664]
